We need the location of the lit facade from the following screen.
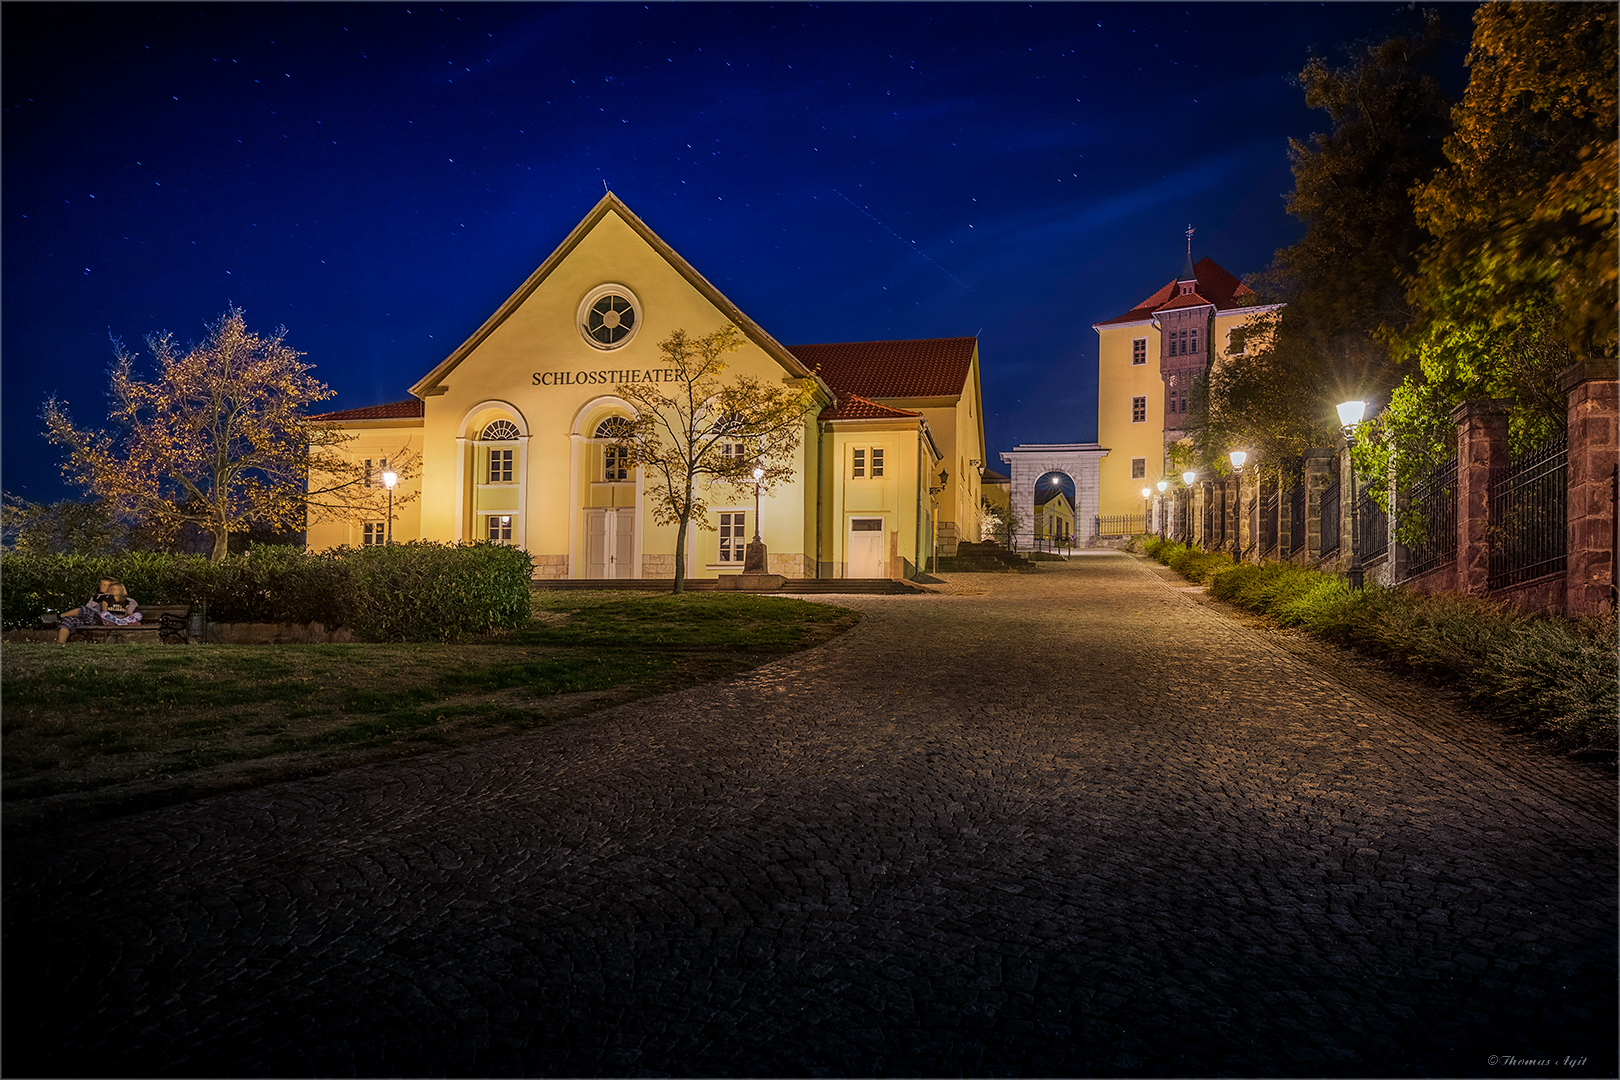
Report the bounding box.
[1092,252,1280,519]
[307,194,984,580]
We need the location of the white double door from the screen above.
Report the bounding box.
[586,508,635,578]
[847,517,886,578]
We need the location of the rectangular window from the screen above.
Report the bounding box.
[1131,458,1146,479]
[1131,338,1147,365]
[603,446,628,482]
[852,448,866,478]
[870,448,885,477]
[1228,327,1248,355]
[718,512,746,562]
[721,442,747,462]
[363,458,374,488]
[1180,330,1188,355]
[488,448,513,483]
[487,515,513,543]
[362,522,385,546]
[1190,328,1199,354]
[1180,393,1188,413]
[1131,396,1147,423]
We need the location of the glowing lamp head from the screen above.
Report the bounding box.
[1156,479,1168,494]
[752,466,765,482]
[382,470,398,490]
[1182,470,1196,485]
[1141,487,1153,500]
[1229,450,1247,471]
[1336,399,1367,429]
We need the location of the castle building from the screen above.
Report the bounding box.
[306,194,985,580]
[1091,240,1280,520]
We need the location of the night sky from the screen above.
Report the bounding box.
[3,2,1476,504]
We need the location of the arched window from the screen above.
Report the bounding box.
[595,417,633,482]
[481,419,520,484]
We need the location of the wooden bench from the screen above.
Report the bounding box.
[63,602,196,644]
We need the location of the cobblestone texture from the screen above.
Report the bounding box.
[5,553,1615,1077]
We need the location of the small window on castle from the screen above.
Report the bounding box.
[1131,396,1147,423]
[1131,458,1146,479]
[1132,338,1147,365]
[1190,329,1199,355]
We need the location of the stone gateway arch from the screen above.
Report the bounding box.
[999,443,1108,550]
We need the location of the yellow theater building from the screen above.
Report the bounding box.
[307,193,985,581]
[1092,245,1280,519]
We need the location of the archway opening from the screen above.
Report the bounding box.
[1032,470,1078,553]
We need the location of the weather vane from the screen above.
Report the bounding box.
[1186,224,1195,256]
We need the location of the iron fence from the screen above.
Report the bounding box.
[1093,513,1146,538]
[1405,457,1457,577]
[1260,485,1279,555]
[1356,486,1388,561]
[1489,435,1567,588]
[1320,478,1341,557]
[1288,482,1306,554]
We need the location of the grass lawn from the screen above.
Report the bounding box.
[1,590,859,835]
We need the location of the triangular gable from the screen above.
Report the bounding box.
[409,193,828,399]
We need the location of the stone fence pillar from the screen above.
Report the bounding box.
[1452,398,1511,596]
[1303,447,1334,562]
[1561,361,1618,616]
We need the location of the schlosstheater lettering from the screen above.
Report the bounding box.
[532,369,678,387]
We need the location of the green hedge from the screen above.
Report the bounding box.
[1141,540,1618,751]
[1,543,533,642]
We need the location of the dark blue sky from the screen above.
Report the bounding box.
[3,2,1474,503]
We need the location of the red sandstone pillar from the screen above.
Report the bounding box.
[1561,361,1618,617]
[1452,399,1510,596]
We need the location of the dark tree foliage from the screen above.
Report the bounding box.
[1197,11,1458,478]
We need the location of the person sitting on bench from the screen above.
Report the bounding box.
[58,578,142,643]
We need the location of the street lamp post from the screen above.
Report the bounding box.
[1141,486,1153,539]
[1155,479,1168,542]
[744,465,768,574]
[1228,450,1247,562]
[1337,399,1367,589]
[751,466,765,542]
[381,462,398,545]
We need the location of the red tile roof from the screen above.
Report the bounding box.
[818,393,924,422]
[788,336,976,400]
[1094,258,1259,327]
[310,399,425,422]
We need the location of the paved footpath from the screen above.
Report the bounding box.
[5,553,1615,1078]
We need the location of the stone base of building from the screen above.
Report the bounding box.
[531,554,569,579]
[714,574,786,592]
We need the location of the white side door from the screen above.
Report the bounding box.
[847,518,885,578]
[611,508,635,579]
[586,509,608,577]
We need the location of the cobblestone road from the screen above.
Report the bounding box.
[5,553,1615,1077]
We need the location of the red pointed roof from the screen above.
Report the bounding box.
[310,399,425,422]
[1093,257,1258,327]
[818,393,924,422]
[787,336,976,400]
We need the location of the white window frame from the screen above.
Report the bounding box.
[362,521,386,546]
[717,511,747,563]
[486,514,515,544]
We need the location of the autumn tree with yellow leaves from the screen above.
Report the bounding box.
[605,325,816,593]
[43,306,414,561]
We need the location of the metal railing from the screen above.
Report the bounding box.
[1357,486,1389,562]
[1260,485,1279,555]
[1489,435,1567,588]
[1288,482,1306,554]
[1320,478,1341,558]
[1405,457,1458,577]
[1093,513,1146,538]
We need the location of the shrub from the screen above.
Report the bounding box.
[1,543,533,642]
[1152,551,1618,752]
